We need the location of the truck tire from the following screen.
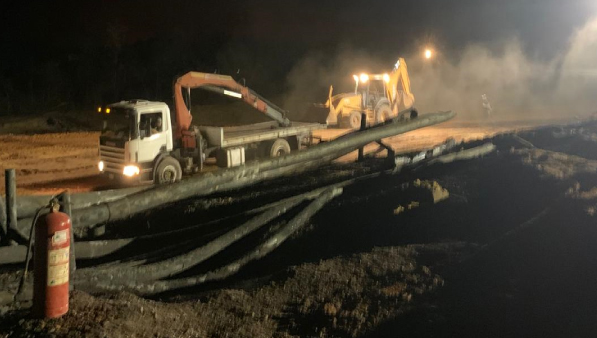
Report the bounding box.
[341,111,362,130]
[154,156,182,184]
[375,105,393,123]
[269,138,291,157]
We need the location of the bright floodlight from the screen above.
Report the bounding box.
[425,49,432,59]
[359,73,369,83]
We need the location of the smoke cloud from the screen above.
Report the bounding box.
[284,16,597,123]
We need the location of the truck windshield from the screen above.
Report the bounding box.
[101,108,136,139]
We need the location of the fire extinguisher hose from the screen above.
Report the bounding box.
[16,204,48,296]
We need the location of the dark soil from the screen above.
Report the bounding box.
[1,120,597,337]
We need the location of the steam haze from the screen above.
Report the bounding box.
[284,16,597,123]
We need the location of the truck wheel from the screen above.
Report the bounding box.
[375,105,393,123]
[269,138,291,157]
[344,111,362,130]
[154,156,182,184]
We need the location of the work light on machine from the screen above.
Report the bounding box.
[383,73,390,83]
[359,73,369,83]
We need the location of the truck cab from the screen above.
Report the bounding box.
[98,100,175,183]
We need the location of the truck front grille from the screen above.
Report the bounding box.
[100,145,125,173]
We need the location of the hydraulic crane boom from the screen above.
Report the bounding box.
[388,58,415,114]
[173,72,291,142]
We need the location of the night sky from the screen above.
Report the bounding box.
[0,0,595,114]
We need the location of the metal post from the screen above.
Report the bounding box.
[5,169,17,244]
[0,196,6,244]
[375,140,395,164]
[358,113,367,161]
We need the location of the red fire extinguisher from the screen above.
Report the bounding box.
[33,204,71,319]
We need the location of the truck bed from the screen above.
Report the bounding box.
[199,121,326,148]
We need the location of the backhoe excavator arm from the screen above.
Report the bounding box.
[388,58,415,113]
[174,72,290,140]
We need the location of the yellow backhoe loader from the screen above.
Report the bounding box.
[315,58,417,129]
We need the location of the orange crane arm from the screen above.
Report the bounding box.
[173,72,290,141]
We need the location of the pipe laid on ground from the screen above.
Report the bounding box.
[427,143,496,164]
[15,111,455,237]
[1,176,361,266]
[76,197,303,283]
[15,186,150,220]
[14,149,347,239]
[0,239,134,265]
[81,187,343,294]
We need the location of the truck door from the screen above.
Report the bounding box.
[137,111,168,163]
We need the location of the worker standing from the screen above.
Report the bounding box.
[481,94,493,118]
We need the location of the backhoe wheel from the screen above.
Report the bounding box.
[346,111,362,130]
[269,138,291,157]
[154,156,182,184]
[398,108,419,121]
[375,105,393,124]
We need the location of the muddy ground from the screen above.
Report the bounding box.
[1,118,597,337]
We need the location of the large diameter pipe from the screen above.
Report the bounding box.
[16,111,455,235]
[15,186,150,220]
[0,239,134,265]
[17,147,350,236]
[81,187,343,294]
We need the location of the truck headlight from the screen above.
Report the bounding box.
[123,165,140,177]
[98,161,105,172]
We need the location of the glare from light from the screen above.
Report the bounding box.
[425,49,432,59]
[123,165,140,177]
[97,107,102,113]
[353,74,359,82]
[359,73,369,83]
[383,73,390,83]
[98,161,104,172]
[106,108,111,114]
